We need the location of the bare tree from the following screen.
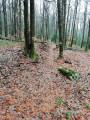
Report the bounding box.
[19,0,22,40]
[62,0,67,48]
[2,0,8,37]
[85,19,90,51]
[24,0,30,55]
[30,0,36,58]
[70,0,78,47]
[0,3,2,35]
[57,0,63,58]
[81,2,87,48]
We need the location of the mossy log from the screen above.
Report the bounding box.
[58,67,80,81]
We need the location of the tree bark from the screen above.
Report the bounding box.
[24,0,29,53]
[0,3,2,35]
[62,0,67,48]
[57,0,63,58]
[14,0,18,40]
[85,20,90,51]
[2,0,8,37]
[70,0,78,47]
[30,0,35,58]
[81,2,87,48]
[19,0,22,40]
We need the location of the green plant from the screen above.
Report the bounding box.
[57,98,62,105]
[85,89,88,93]
[79,103,82,105]
[67,116,72,120]
[65,111,72,116]
[65,111,72,120]
[86,104,90,110]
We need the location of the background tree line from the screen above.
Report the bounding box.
[0,0,90,58]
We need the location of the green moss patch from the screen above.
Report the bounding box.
[58,66,80,81]
[24,47,38,60]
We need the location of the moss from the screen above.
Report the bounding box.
[58,67,75,76]
[59,52,63,58]
[33,51,38,60]
[24,47,38,60]
[58,66,80,81]
[24,47,30,57]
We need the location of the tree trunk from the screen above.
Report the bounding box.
[24,0,30,54]
[11,0,14,36]
[57,0,63,58]
[3,0,8,37]
[14,0,18,40]
[70,0,78,47]
[65,0,71,46]
[62,0,67,48]
[19,0,22,40]
[42,0,45,41]
[85,20,90,51]
[30,0,35,58]
[81,2,87,48]
[0,3,2,35]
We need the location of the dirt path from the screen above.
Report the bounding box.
[0,42,90,120]
[48,42,55,67]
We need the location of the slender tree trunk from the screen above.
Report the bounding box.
[3,0,8,37]
[70,0,78,47]
[54,11,58,43]
[19,0,22,40]
[24,0,29,53]
[81,2,87,48]
[11,0,14,36]
[0,4,2,35]
[62,0,67,48]
[42,0,45,41]
[30,0,35,58]
[57,0,63,58]
[46,14,49,40]
[65,0,71,46]
[85,20,90,51]
[14,0,18,40]
[8,0,11,35]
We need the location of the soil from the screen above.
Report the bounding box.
[0,41,90,120]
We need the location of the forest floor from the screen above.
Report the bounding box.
[0,40,90,120]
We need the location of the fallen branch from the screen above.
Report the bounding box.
[0,36,11,40]
[65,47,84,52]
[0,36,24,42]
[35,40,47,44]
